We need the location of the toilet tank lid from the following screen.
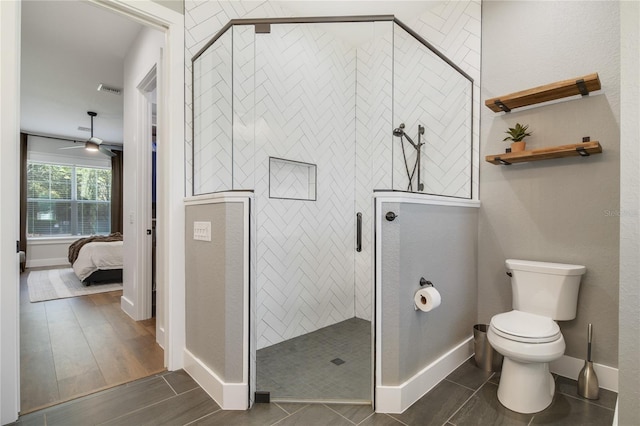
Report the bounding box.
[506,259,586,276]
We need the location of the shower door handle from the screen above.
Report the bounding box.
[356,212,362,252]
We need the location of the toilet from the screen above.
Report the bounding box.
[487,259,586,414]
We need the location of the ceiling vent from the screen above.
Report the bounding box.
[77,126,91,132]
[97,83,122,95]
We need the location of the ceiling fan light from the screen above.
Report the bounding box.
[85,140,100,151]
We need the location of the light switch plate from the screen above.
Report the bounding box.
[193,221,211,241]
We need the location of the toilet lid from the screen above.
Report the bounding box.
[490,310,561,343]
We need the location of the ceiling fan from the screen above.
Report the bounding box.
[59,111,117,157]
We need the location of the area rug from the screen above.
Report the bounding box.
[27,268,122,303]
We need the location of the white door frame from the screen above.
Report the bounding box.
[0,1,22,423]
[136,65,156,322]
[0,1,185,422]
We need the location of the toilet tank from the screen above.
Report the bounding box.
[506,259,586,320]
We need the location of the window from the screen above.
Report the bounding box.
[27,162,111,237]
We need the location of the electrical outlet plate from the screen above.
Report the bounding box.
[193,221,211,241]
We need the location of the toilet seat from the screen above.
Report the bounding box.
[490,310,561,343]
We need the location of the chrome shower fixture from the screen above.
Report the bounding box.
[393,123,425,192]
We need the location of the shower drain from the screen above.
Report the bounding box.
[330,358,345,366]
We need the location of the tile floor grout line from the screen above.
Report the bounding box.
[273,401,308,415]
[162,375,179,396]
[442,381,485,425]
[322,403,358,425]
[270,407,300,426]
[557,390,615,411]
[440,370,498,425]
[95,386,202,425]
[356,411,376,425]
[443,378,482,393]
[182,408,222,426]
[385,413,410,426]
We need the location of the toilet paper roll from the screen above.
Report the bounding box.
[414,287,442,312]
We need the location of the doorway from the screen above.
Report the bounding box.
[3,0,186,421]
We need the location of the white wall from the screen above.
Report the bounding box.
[479,1,620,367]
[619,1,640,423]
[122,26,164,319]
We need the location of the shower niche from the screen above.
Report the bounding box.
[192,16,473,405]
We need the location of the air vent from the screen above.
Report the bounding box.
[97,83,122,95]
[77,126,91,132]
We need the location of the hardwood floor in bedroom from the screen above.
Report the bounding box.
[20,268,165,414]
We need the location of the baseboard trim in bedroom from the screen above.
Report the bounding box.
[121,295,135,319]
[26,258,70,268]
[157,326,166,350]
[184,349,247,410]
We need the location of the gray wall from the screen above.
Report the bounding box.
[381,202,478,384]
[185,202,245,382]
[479,1,620,367]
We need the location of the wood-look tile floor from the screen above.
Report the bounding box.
[15,358,617,426]
[20,269,165,414]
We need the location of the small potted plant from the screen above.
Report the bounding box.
[503,123,532,152]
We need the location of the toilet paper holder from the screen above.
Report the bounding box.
[419,277,434,287]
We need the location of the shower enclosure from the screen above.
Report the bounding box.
[191,16,473,405]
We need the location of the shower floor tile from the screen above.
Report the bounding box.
[256,318,371,402]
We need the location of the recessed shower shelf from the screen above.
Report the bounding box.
[486,141,602,165]
[485,73,601,113]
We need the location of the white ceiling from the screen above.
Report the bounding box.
[20,0,144,144]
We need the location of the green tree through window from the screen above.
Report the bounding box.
[27,162,111,237]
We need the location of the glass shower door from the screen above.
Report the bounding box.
[251,21,371,403]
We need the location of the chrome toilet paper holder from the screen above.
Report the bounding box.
[419,277,434,287]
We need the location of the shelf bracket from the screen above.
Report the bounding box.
[494,99,511,113]
[576,147,590,157]
[495,156,512,165]
[576,79,589,96]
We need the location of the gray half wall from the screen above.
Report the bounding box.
[381,202,478,384]
[185,201,245,383]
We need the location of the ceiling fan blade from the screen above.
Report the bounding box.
[59,146,84,150]
[88,136,103,145]
[99,145,116,157]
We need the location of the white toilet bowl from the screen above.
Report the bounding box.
[487,310,566,413]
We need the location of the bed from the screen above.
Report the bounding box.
[68,233,123,285]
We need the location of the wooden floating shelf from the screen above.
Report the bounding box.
[486,141,602,165]
[485,73,601,113]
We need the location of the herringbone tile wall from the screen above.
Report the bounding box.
[185,1,481,348]
[355,22,394,320]
[393,23,473,198]
[253,23,357,349]
[192,30,233,194]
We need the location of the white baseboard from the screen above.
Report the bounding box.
[26,258,70,268]
[550,354,618,392]
[184,349,248,410]
[376,336,474,414]
[156,326,165,350]
[120,295,135,319]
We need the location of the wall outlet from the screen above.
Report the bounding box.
[193,221,211,241]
